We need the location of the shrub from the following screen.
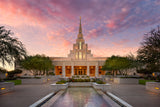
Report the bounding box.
[56,81,64,84]
[7,69,22,79]
[34,77,41,79]
[96,80,106,84]
[48,72,55,75]
[139,79,155,85]
[56,80,67,84]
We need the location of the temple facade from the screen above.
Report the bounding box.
[51,18,107,77]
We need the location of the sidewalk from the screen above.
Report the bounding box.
[110,84,160,107]
[0,81,55,107]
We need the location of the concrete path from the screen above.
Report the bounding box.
[110,84,160,107]
[0,81,55,107]
[1,82,160,107]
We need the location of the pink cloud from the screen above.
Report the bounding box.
[112,39,130,46]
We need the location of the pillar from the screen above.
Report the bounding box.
[71,66,74,76]
[95,65,98,77]
[62,65,65,77]
[87,66,89,76]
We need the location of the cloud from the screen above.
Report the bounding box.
[0,0,159,58]
[112,39,130,46]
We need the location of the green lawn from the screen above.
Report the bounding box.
[6,80,21,85]
[139,79,155,85]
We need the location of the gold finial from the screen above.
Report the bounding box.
[80,16,81,20]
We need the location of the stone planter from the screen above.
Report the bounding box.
[21,78,47,84]
[93,83,111,92]
[69,82,92,87]
[146,82,160,93]
[50,83,68,92]
[0,82,14,94]
[113,78,138,84]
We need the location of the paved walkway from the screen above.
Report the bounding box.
[110,84,160,107]
[0,81,55,107]
[0,82,160,107]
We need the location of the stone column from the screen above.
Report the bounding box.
[71,66,74,76]
[95,65,98,77]
[62,65,65,77]
[87,65,89,76]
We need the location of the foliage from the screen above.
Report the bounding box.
[96,80,106,84]
[0,26,27,66]
[139,79,155,85]
[56,80,67,84]
[20,55,54,76]
[102,55,137,76]
[7,69,22,79]
[69,78,90,82]
[137,69,152,74]
[105,72,112,75]
[48,72,55,75]
[137,26,160,74]
[6,80,22,85]
[0,67,7,73]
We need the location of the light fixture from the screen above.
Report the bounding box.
[155,87,159,90]
[1,88,5,90]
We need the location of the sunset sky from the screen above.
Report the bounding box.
[0,0,160,70]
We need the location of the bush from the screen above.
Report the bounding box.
[105,72,112,75]
[139,79,155,85]
[56,80,67,84]
[96,80,106,84]
[48,72,55,75]
[34,77,41,79]
[7,69,22,79]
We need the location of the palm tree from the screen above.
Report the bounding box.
[0,26,27,66]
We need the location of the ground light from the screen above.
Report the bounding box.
[1,88,6,90]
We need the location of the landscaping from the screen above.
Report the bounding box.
[139,79,155,85]
[6,80,21,85]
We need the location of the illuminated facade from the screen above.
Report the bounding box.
[51,17,107,77]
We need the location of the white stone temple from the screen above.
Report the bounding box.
[51,17,107,77]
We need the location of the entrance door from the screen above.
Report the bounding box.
[74,66,87,75]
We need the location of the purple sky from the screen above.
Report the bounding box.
[0,0,160,61]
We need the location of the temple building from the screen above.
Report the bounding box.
[51,17,107,77]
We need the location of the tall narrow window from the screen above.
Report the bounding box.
[79,42,82,50]
[83,53,85,59]
[79,52,82,59]
[76,52,78,59]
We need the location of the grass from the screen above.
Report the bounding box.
[6,80,22,85]
[139,79,155,85]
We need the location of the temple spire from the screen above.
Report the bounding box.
[79,16,82,34]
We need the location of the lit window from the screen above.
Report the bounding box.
[79,42,82,50]
[76,52,78,59]
[79,52,82,59]
[83,53,85,59]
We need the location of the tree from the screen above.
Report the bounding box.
[0,26,27,66]
[137,26,160,74]
[102,55,136,76]
[20,55,54,76]
[7,69,22,79]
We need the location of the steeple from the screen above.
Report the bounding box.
[78,16,83,39]
[79,16,82,34]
